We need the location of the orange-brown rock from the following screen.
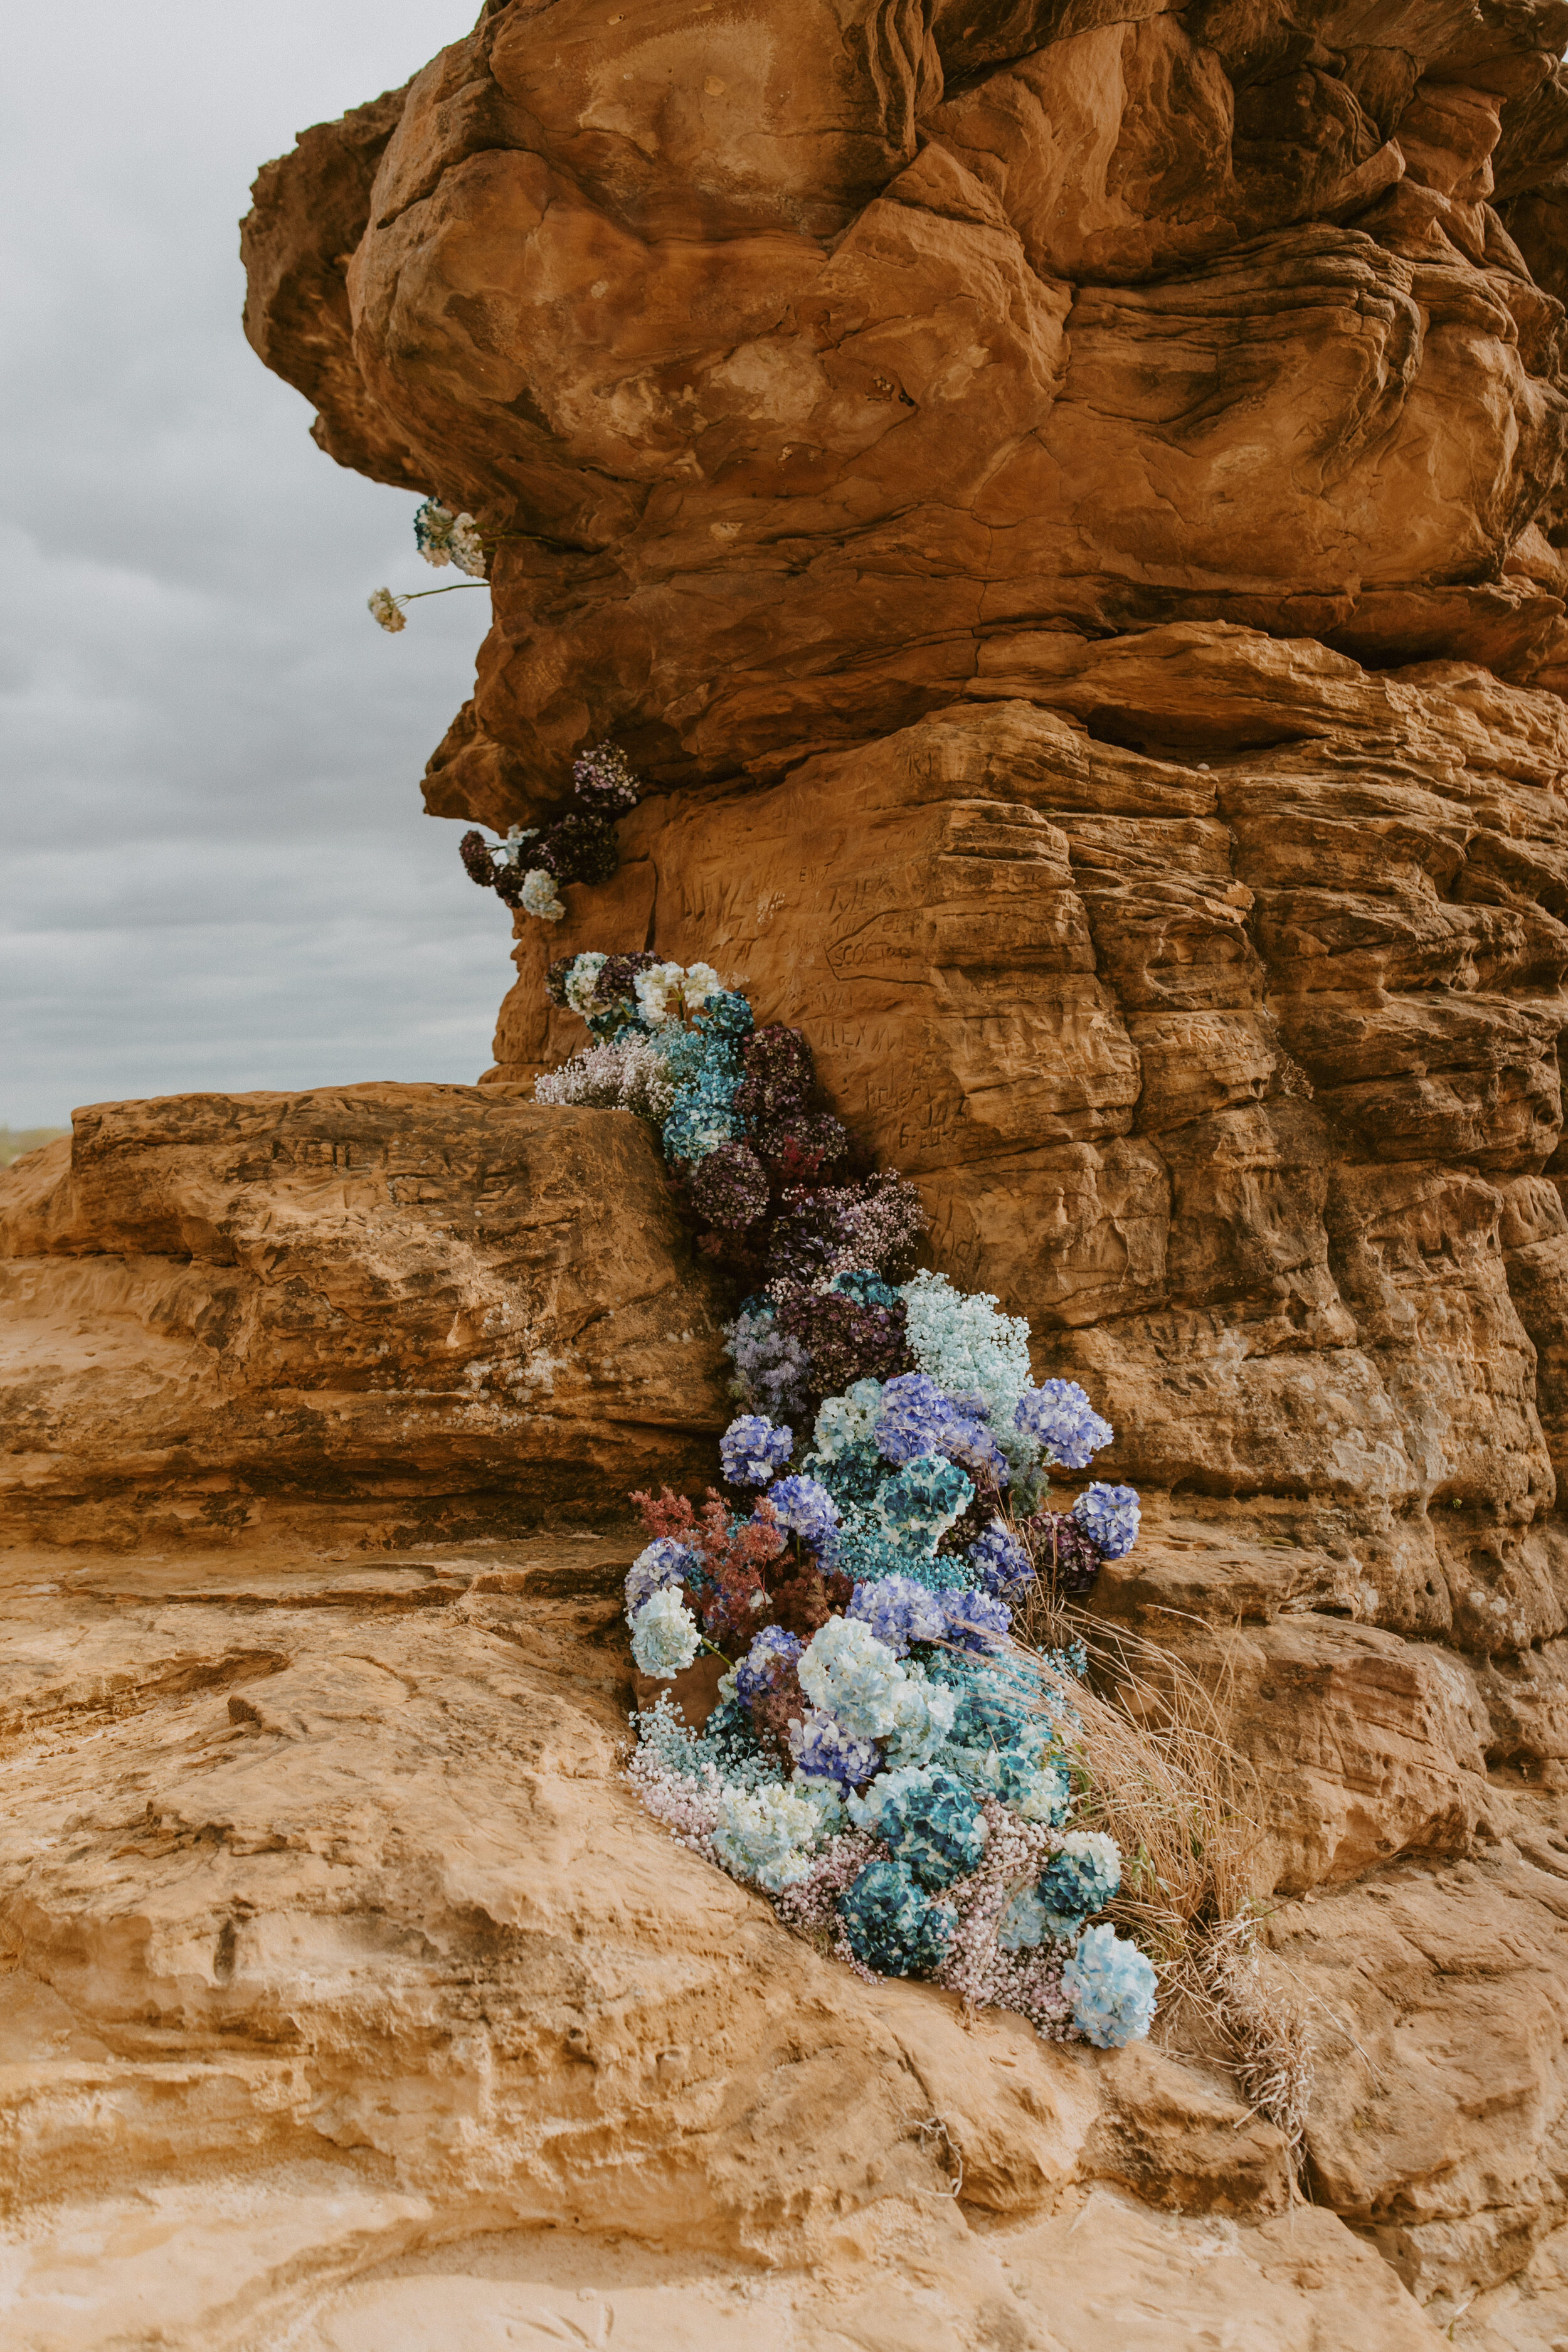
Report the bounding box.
[0,1086,729,1549]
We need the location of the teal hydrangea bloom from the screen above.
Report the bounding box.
[662,1098,744,1162]
[701,988,755,1035]
[839,1857,955,1975]
[853,1765,987,1889]
[874,1453,974,1549]
[1061,1923,1157,2048]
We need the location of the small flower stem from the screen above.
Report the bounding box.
[400,581,490,602]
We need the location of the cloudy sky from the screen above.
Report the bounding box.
[0,3,510,1130]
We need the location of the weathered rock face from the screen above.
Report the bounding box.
[8,0,1550,2338]
[242,0,1568,787]
[0,1086,729,1547]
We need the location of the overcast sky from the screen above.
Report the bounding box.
[0,3,511,1130]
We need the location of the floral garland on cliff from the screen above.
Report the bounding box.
[534,950,1157,2050]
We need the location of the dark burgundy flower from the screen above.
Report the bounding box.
[774,1290,914,1397]
[689,1143,771,1232]
[532,811,619,886]
[755,1113,850,1182]
[736,1024,814,1128]
[1021,1510,1103,1598]
[593,951,660,1012]
[459,830,496,889]
[493,861,527,908]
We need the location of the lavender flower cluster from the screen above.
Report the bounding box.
[529,946,1157,2052]
[458,743,643,926]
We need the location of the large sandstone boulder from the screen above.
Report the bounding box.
[0,1087,729,1548]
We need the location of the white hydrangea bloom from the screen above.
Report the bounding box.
[680,961,724,1014]
[448,512,487,578]
[628,1586,700,1678]
[812,1378,884,1461]
[797,1615,907,1741]
[634,961,688,1027]
[879,1668,957,1767]
[712,1783,824,1892]
[564,951,608,1015]
[521,869,566,921]
[787,1772,847,1836]
[367,587,405,633]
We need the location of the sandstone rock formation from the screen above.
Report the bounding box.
[0,1086,729,1549]
[4,0,1561,2338]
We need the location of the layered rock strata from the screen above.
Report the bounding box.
[0,1086,728,1548]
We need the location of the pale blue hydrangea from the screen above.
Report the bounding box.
[1061,1922,1158,2048]
[721,1414,794,1486]
[733,1624,802,1702]
[625,1537,697,1616]
[629,1586,701,1678]
[813,1379,885,1461]
[880,1667,958,1767]
[874,1373,1008,1483]
[797,1616,907,1740]
[562,951,608,1016]
[847,1574,947,1655]
[1071,1481,1141,1560]
[712,1783,825,1892]
[413,497,457,563]
[769,1473,842,1559]
[874,1453,974,1550]
[898,1270,1033,1432]
[1012,1378,1113,1470]
[967,1519,1033,1595]
[788,1707,880,1791]
[521,869,566,923]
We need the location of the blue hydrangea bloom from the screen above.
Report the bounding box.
[653,1027,741,1089]
[803,1439,885,1515]
[938,1586,1012,1652]
[875,1374,1007,1483]
[700,988,755,1035]
[768,1473,842,1559]
[625,1537,698,1616]
[839,1858,956,1976]
[721,1414,794,1487]
[788,1707,880,1790]
[733,1624,803,1702]
[1036,1830,1121,1930]
[1012,1379,1113,1470]
[1071,1481,1141,1561]
[855,1765,987,1890]
[874,1453,974,1549]
[662,1098,744,1162]
[1062,1923,1158,2048]
[967,1519,1033,1596]
[811,1379,885,1461]
[847,1574,947,1655]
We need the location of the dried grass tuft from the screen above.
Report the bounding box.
[1013,1588,1315,2169]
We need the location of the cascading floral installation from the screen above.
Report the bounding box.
[457,744,642,926]
[534,948,1157,2050]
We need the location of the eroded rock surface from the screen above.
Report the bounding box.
[0,1086,729,1548]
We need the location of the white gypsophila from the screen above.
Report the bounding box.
[449,512,487,578]
[812,1378,884,1461]
[532,1037,677,1120]
[564,951,608,1015]
[634,961,687,1027]
[712,1784,824,1892]
[797,1615,907,1741]
[367,587,405,633]
[680,962,723,1014]
[521,869,567,922]
[628,1586,701,1678]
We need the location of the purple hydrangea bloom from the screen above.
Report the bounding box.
[788,1707,880,1791]
[938,1587,1011,1653]
[733,1624,803,1702]
[1012,1378,1113,1470]
[768,1473,842,1560]
[848,1574,948,1656]
[876,1373,1008,1482]
[967,1519,1033,1596]
[1071,1481,1141,1561]
[720,1414,795,1487]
